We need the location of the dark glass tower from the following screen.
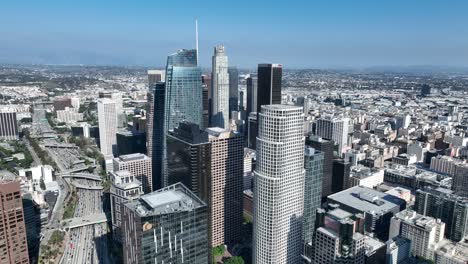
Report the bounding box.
[307,136,334,198]
[148,82,166,191]
[246,74,257,119]
[228,66,239,118]
[256,64,282,114]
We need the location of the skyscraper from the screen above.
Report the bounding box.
[163,49,203,187]
[146,82,166,191]
[113,153,152,194]
[211,45,230,129]
[246,73,258,119]
[315,116,349,154]
[167,122,244,247]
[121,183,209,264]
[206,127,244,247]
[307,136,334,198]
[97,98,118,159]
[0,110,19,140]
[0,181,29,264]
[256,64,282,114]
[228,66,239,118]
[253,105,305,264]
[302,147,324,261]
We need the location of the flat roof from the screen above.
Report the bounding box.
[328,186,405,215]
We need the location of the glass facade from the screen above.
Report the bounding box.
[302,148,324,244]
[122,183,209,264]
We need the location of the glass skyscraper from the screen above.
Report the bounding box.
[302,147,324,260]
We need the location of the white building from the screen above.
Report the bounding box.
[56,107,83,123]
[98,98,118,159]
[18,165,54,184]
[315,116,349,154]
[70,96,80,109]
[211,45,230,129]
[253,105,305,264]
[348,165,384,189]
[389,210,445,260]
[432,239,468,264]
[430,156,462,176]
[407,141,430,163]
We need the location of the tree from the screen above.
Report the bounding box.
[224,256,245,264]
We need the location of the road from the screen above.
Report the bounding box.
[61,182,112,264]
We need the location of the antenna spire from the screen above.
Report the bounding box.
[195,19,199,65]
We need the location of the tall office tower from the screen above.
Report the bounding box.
[211,45,230,129]
[147,69,165,88]
[239,91,244,111]
[164,49,203,186]
[0,181,29,264]
[302,147,324,262]
[109,170,142,243]
[415,187,468,242]
[202,78,210,128]
[253,105,305,264]
[246,74,258,119]
[165,49,203,131]
[453,164,468,198]
[313,208,366,264]
[228,66,239,118]
[206,127,244,247]
[22,193,39,260]
[98,98,118,159]
[247,113,257,149]
[389,210,445,260]
[0,110,19,140]
[256,64,282,114]
[307,136,334,198]
[202,74,212,126]
[167,122,244,247]
[146,82,166,191]
[166,121,211,200]
[315,116,349,154]
[332,159,351,193]
[121,183,209,264]
[113,153,152,193]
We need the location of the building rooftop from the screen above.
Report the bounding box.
[328,186,405,216]
[126,183,206,217]
[394,210,443,230]
[116,153,148,162]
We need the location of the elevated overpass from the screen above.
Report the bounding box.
[62,213,107,229]
[59,173,101,181]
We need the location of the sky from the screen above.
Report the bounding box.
[1,0,468,69]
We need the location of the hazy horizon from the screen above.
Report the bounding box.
[2,1,468,68]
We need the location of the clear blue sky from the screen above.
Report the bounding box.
[1,0,468,68]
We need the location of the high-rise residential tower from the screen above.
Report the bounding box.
[211,45,230,129]
[98,98,118,159]
[253,105,305,264]
[228,66,239,118]
[0,181,29,264]
[121,183,209,264]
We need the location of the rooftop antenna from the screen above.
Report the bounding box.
[195,18,199,65]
